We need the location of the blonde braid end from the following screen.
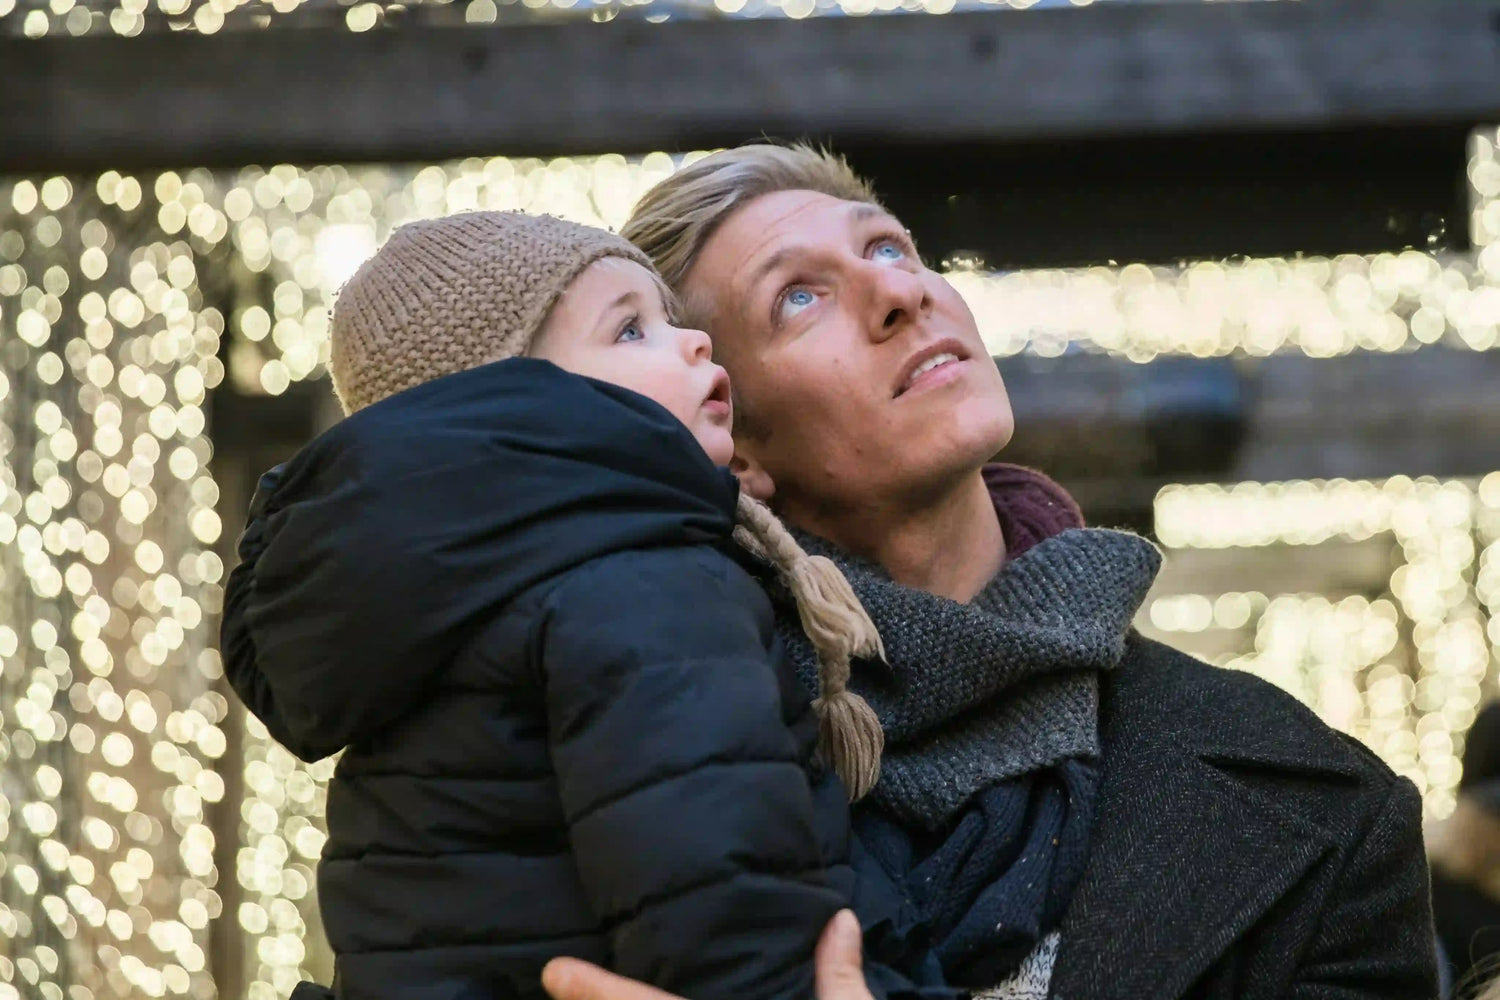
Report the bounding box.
[734,494,885,800]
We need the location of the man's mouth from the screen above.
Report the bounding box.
[895,342,969,397]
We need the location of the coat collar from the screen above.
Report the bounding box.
[1048,641,1363,1000]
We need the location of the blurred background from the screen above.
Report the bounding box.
[3,0,1500,997]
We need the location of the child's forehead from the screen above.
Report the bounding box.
[562,256,676,316]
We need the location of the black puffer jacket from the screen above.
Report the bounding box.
[221,359,944,1000]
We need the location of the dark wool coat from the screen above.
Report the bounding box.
[1044,634,1439,1000]
[792,467,1438,1000]
[220,360,943,1000]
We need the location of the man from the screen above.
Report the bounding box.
[547,144,1438,1000]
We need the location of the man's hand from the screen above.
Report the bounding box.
[540,910,875,1000]
[810,910,875,1000]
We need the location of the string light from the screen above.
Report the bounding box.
[1,96,1495,1000]
[1,170,228,999]
[961,130,1500,361]
[1147,474,1500,820]
[234,720,333,1000]
[0,0,1149,38]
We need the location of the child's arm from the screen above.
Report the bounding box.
[535,547,847,1000]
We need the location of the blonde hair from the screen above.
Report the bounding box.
[734,494,885,800]
[621,142,881,305]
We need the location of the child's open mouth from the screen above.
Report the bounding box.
[704,370,732,420]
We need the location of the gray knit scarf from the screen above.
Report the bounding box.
[770,525,1161,988]
[780,527,1162,827]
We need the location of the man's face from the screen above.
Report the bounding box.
[683,190,1014,513]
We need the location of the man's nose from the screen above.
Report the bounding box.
[860,262,931,342]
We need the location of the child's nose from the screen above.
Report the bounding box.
[680,327,713,363]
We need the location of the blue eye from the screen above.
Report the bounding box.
[616,322,644,343]
[779,288,816,322]
[872,240,907,263]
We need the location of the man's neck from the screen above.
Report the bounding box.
[787,471,1006,603]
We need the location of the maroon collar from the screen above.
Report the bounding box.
[982,463,1085,559]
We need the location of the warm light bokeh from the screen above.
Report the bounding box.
[1142,473,1500,822]
[1,118,1496,1000]
[0,0,1200,40]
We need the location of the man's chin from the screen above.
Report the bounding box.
[984,416,1017,461]
[945,396,1015,462]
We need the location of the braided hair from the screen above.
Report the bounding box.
[733,494,885,801]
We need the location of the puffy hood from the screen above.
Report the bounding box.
[221,358,740,762]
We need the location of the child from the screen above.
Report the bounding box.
[221,212,948,1000]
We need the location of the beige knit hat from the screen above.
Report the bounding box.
[327,209,887,799]
[329,211,653,415]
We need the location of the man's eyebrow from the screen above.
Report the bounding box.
[849,203,897,226]
[742,246,801,302]
[737,204,904,315]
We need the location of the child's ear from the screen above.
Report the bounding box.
[729,451,775,502]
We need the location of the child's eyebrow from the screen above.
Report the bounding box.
[591,290,638,329]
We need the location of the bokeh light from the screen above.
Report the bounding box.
[1,168,228,998]
[1146,473,1500,822]
[1,0,1190,40]
[963,128,1500,361]
[2,111,1497,1000]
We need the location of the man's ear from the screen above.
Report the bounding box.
[730,450,775,502]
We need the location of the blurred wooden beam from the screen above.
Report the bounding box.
[4,0,1500,172]
[848,124,1473,268]
[1004,345,1500,481]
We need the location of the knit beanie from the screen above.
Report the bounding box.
[329,211,654,415]
[328,209,886,800]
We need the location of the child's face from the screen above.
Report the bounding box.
[530,258,735,466]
